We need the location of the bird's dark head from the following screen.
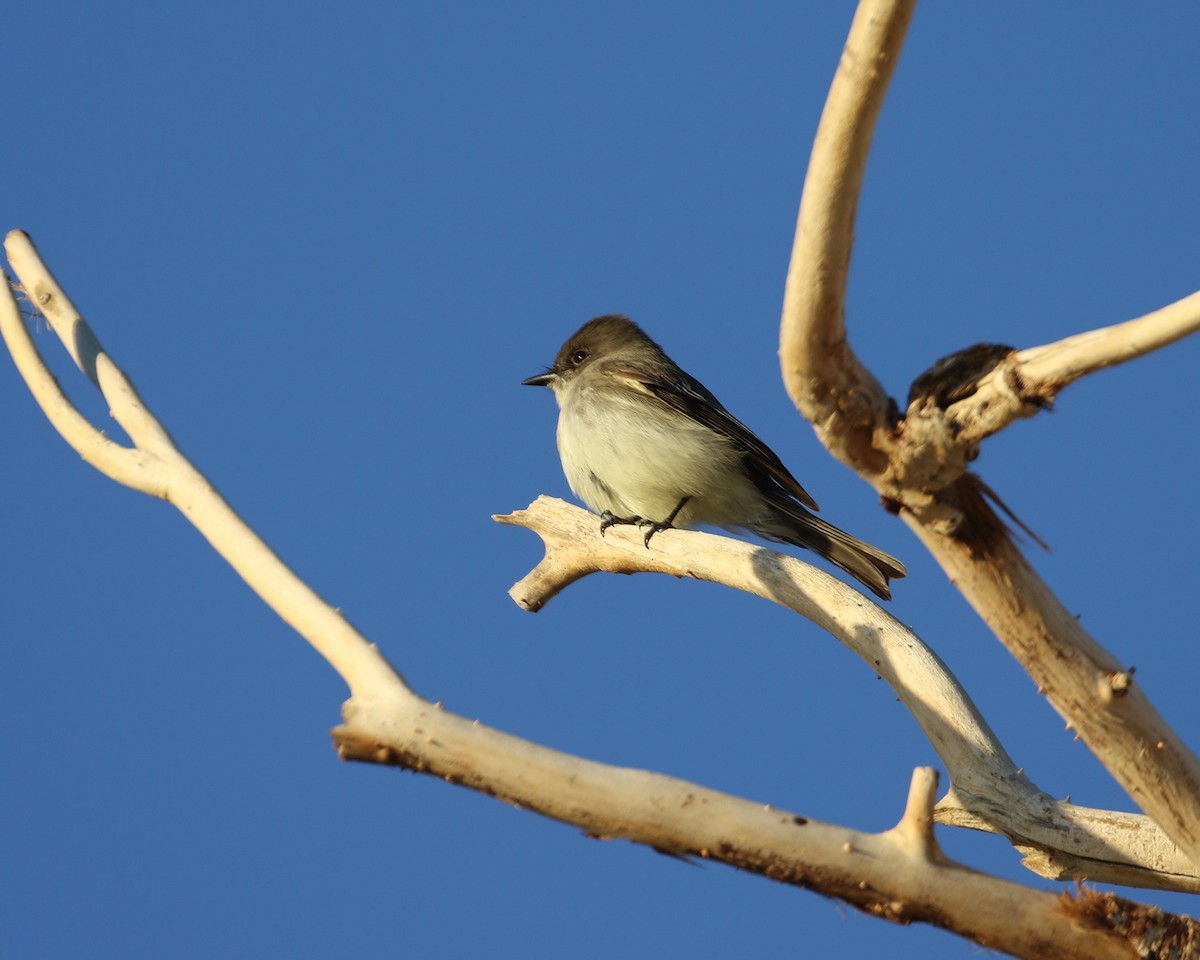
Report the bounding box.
[522,315,664,388]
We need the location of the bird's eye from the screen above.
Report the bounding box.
[571,349,589,365]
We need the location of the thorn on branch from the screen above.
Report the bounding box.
[1102,670,1133,701]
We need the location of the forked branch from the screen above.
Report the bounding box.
[501,496,1199,894]
[8,232,1187,956]
[776,0,1200,869]
[0,230,403,703]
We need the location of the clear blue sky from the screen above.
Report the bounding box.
[4,3,1198,957]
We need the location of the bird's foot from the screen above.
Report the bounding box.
[637,496,692,549]
[637,518,675,548]
[599,511,641,536]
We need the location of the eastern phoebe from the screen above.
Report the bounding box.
[523,315,907,600]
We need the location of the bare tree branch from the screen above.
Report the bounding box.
[915,290,1200,450]
[779,0,914,476]
[776,0,1200,869]
[6,0,1200,951]
[7,229,1196,956]
[345,717,1148,960]
[901,510,1200,875]
[1,230,404,703]
[500,496,1199,893]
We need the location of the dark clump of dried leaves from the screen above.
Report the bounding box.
[1063,886,1200,959]
[908,343,1017,409]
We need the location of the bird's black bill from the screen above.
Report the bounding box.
[522,373,555,387]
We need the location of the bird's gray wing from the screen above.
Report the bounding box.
[611,367,820,511]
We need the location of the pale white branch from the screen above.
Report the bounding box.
[9,226,1200,950]
[1020,288,1200,385]
[1,273,167,493]
[779,0,914,474]
[499,496,1199,892]
[904,515,1200,875]
[773,0,1200,872]
[8,233,1183,955]
[885,766,945,861]
[348,688,1146,959]
[934,289,1200,449]
[1,230,406,703]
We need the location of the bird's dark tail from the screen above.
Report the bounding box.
[758,502,906,601]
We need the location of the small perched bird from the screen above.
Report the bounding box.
[523,315,906,600]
